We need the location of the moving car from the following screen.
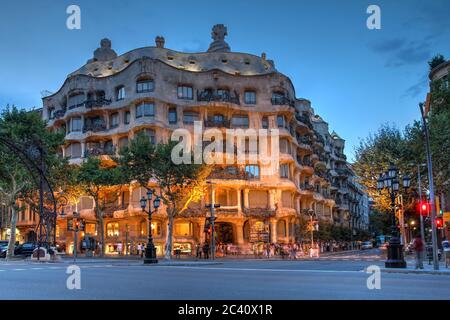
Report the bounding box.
[0,240,9,258]
[361,241,373,250]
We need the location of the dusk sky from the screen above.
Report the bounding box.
[0,0,449,161]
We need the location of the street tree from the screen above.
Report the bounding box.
[119,136,211,259]
[76,157,126,257]
[0,106,64,258]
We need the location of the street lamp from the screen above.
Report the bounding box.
[140,189,160,264]
[377,164,409,268]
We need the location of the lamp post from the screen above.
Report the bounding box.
[140,189,160,264]
[205,182,220,260]
[377,164,410,268]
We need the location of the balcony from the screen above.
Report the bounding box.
[84,145,116,157]
[83,118,107,133]
[53,108,67,120]
[243,208,276,218]
[204,117,231,128]
[197,90,240,105]
[271,96,295,107]
[85,98,112,109]
[208,167,245,180]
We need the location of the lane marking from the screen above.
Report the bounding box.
[13,268,26,271]
[152,266,365,274]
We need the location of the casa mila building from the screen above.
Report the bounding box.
[37,25,369,255]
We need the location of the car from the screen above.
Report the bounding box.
[14,242,40,257]
[0,241,11,258]
[361,241,373,250]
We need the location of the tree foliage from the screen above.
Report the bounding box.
[119,136,211,259]
[428,54,446,70]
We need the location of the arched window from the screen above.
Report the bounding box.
[136,77,155,93]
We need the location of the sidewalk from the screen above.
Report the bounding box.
[381,261,450,275]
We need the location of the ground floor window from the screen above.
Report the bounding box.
[174,222,193,237]
[173,242,192,254]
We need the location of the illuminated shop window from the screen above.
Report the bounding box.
[106,222,119,237]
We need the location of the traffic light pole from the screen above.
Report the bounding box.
[73,220,77,263]
[420,103,439,270]
[417,165,426,242]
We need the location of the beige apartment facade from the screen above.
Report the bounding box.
[37,25,366,256]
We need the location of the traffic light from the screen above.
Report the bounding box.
[418,201,430,216]
[435,217,443,229]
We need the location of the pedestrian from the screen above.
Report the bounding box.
[195,243,202,259]
[117,242,123,256]
[413,234,424,269]
[203,243,210,259]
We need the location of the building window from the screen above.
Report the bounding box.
[106,222,119,237]
[124,111,131,124]
[116,86,126,101]
[136,79,154,93]
[68,93,85,109]
[65,143,82,159]
[217,88,230,98]
[183,111,200,124]
[280,164,289,178]
[244,91,256,104]
[262,116,269,129]
[48,107,55,119]
[177,86,193,100]
[70,117,82,132]
[137,128,156,145]
[118,137,128,150]
[136,103,155,118]
[174,222,193,237]
[168,108,177,124]
[277,115,286,128]
[245,165,260,179]
[279,138,291,154]
[110,113,119,128]
[231,115,249,128]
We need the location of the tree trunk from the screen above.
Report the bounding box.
[6,206,17,260]
[95,200,105,257]
[164,214,174,260]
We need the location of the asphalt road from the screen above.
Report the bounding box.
[0,249,448,300]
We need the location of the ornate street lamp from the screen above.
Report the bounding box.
[140,190,160,264]
[377,164,409,268]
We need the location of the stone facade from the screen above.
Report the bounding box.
[36,25,368,255]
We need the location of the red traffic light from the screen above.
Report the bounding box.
[435,217,443,228]
[418,201,430,216]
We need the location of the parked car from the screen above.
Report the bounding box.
[14,242,40,257]
[361,241,373,250]
[0,240,9,257]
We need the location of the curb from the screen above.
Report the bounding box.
[381,269,450,276]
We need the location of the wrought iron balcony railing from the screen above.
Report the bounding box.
[197,90,240,105]
[85,98,112,109]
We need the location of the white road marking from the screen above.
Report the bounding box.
[154,266,365,274]
[13,268,25,271]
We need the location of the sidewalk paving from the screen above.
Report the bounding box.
[380,261,450,275]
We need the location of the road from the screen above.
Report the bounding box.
[0,249,448,300]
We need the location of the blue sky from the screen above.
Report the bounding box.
[0,0,449,161]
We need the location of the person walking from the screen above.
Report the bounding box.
[413,234,424,269]
[195,243,202,259]
[203,242,210,259]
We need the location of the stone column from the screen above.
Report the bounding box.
[236,189,241,212]
[243,189,249,209]
[270,219,277,243]
[235,221,244,245]
[269,189,276,210]
[128,185,134,211]
[81,142,86,158]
